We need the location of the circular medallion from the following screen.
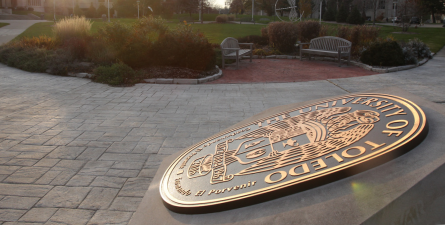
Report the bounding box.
[160,93,428,213]
[275,0,299,22]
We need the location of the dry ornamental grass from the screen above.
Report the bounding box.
[53,16,92,42]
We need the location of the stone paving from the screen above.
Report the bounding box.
[0,47,444,224]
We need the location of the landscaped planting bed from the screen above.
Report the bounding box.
[1,16,443,86]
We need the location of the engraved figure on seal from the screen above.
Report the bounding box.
[187,107,380,184]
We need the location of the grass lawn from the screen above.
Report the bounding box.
[321,22,445,53]
[13,19,266,44]
[11,18,445,52]
[184,23,266,43]
[13,22,54,40]
[379,25,445,53]
[0,23,9,28]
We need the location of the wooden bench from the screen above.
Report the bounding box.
[220,37,253,69]
[238,17,255,24]
[299,36,351,66]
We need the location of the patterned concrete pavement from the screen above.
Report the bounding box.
[0,20,44,45]
[0,47,444,224]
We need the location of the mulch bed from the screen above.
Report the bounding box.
[141,66,219,79]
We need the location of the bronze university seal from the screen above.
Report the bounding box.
[160,93,428,213]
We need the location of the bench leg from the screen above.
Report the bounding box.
[236,51,239,69]
[300,50,302,61]
[347,54,350,66]
[338,54,341,67]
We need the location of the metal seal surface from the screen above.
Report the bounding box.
[160,93,428,213]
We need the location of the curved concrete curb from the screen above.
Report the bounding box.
[143,65,223,85]
[242,54,432,73]
[66,53,432,83]
[67,72,93,79]
[66,66,223,85]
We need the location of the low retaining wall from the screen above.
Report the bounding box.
[143,65,223,85]
[67,54,432,85]
[242,54,433,73]
[67,66,223,85]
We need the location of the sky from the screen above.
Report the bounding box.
[213,0,228,8]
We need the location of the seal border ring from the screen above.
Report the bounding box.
[160,93,428,213]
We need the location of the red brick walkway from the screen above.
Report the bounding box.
[208,59,378,84]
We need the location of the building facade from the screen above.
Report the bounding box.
[310,0,406,21]
[1,0,45,12]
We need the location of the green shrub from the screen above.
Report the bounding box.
[319,24,336,36]
[347,6,364,25]
[154,23,216,70]
[53,16,92,43]
[0,45,52,72]
[93,62,140,86]
[267,22,298,53]
[61,36,91,59]
[333,25,379,57]
[216,15,228,23]
[360,41,405,66]
[297,21,321,44]
[400,44,418,65]
[336,25,349,40]
[95,21,151,68]
[133,16,169,38]
[11,36,55,49]
[406,38,432,59]
[86,36,115,65]
[46,49,94,76]
[93,17,169,68]
[228,15,235,21]
[253,48,281,56]
[399,38,432,64]
[93,17,215,70]
[336,3,349,23]
[237,35,268,46]
[261,26,268,38]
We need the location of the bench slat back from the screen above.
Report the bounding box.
[309,36,351,52]
[221,37,240,56]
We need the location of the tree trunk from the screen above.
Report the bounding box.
[373,1,376,25]
[431,7,436,23]
[362,0,366,20]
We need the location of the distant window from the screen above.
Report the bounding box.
[379,0,385,9]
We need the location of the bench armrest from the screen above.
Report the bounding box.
[337,45,351,52]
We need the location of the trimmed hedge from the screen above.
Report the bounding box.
[360,41,405,66]
[267,22,298,53]
[93,62,140,86]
